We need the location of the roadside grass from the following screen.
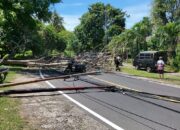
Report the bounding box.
[121,65,180,85]
[0,97,26,130]
[2,66,24,87]
[0,66,30,130]
[4,70,16,84]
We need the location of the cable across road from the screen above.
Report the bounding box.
[86,75,180,104]
[0,70,180,104]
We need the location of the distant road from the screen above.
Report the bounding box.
[42,71,180,130]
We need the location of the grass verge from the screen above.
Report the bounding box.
[121,65,180,85]
[0,97,26,130]
[0,66,29,130]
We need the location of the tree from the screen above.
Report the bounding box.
[75,2,126,52]
[132,17,152,52]
[0,0,61,57]
[58,30,79,56]
[150,22,179,57]
[173,38,180,71]
[151,0,180,27]
[150,0,180,69]
[151,0,180,54]
[42,25,66,55]
[108,30,131,56]
[50,11,65,32]
[108,17,152,58]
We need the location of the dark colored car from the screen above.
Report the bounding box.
[64,62,86,74]
[133,51,167,72]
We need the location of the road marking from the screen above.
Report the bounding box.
[88,75,138,92]
[88,75,180,103]
[40,70,124,130]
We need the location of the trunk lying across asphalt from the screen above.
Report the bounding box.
[0,71,99,88]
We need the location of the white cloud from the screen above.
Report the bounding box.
[61,3,151,31]
[62,15,81,31]
[123,4,151,28]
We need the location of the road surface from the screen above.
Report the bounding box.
[42,70,180,130]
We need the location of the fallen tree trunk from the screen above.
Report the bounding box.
[3,59,69,67]
[27,62,68,67]
[4,60,29,66]
[0,71,100,88]
[0,86,114,96]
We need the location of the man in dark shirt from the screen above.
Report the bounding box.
[114,56,121,71]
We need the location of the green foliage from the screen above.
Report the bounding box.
[0,0,61,22]
[0,0,62,58]
[0,97,26,130]
[109,0,179,70]
[0,67,33,129]
[108,31,129,55]
[59,30,80,55]
[64,50,75,57]
[151,0,180,26]
[172,43,180,71]
[14,50,32,59]
[50,11,65,32]
[131,17,152,54]
[75,2,126,52]
[2,54,9,60]
[149,0,180,70]
[172,54,180,71]
[149,22,179,57]
[42,25,66,55]
[108,17,152,58]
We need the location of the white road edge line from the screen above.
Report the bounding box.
[39,70,124,130]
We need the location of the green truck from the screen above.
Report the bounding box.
[133,51,167,72]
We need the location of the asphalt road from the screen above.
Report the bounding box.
[42,71,180,130]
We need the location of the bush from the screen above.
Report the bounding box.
[64,50,75,57]
[14,50,33,60]
[172,55,180,71]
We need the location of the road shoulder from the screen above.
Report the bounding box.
[115,71,180,88]
[10,73,110,130]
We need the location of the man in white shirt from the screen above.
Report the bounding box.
[157,56,165,79]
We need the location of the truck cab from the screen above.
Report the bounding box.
[133,51,167,72]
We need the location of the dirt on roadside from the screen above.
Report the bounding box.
[11,73,110,130]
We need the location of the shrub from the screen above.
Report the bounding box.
[14,51,33,60]
[172,54,180,71]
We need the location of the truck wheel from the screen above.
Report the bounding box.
[146,67,152,73]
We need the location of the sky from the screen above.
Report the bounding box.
[51,0,152,31]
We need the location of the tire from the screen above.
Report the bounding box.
[146,67,152,73]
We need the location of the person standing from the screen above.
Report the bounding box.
[114,56,121,71]
[157,56,165,79]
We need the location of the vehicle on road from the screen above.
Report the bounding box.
[133,51,167,72]
[64,60,86,74]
